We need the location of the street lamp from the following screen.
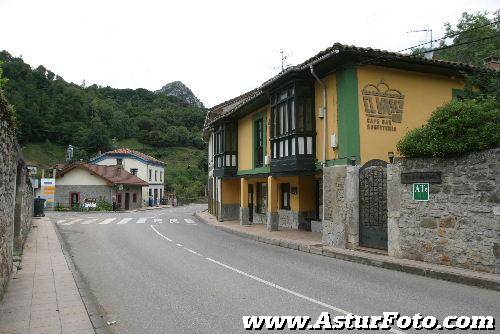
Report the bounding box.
[388,151,395,163]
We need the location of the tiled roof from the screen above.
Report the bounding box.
[57,163,149,186]
[97,149,165,165]
[261,42,477,88]
[203,89,262,133]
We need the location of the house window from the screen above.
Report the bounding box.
[117,158,123,165]
[213,123,237,169]
[280,183,290,210]
[130,168,138,176]
[160,171,163,182]
[270,83,315,160]
[149,189,152,196]
[155,170,157,181]
[256,182,267,213]
[132,193,137,203]
[149,169,152,181]
[254,118,264,167]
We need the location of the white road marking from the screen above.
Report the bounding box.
[154,219,162,223]
[184,219,197,224]
[117,218,132,225]
[99,218,116,225]
[56,220,66,224]
[136,218,147,224]
[150,225,172,242]
[176,243,183,247]
[205,257,403,334]
[81,219,98,225]
[170,219,179,224]
[62,219,82,225]
[183,247,202,256]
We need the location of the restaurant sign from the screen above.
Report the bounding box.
[362,80,404,132]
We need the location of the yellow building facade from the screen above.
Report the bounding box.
[205,43,468,233]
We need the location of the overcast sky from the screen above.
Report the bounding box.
[1,0,498,107]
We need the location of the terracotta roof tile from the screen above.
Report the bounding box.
[57,163,149,186]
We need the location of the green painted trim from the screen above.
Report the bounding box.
[452,88,465,100]
[237,166,270,176]
[337,67,361,163]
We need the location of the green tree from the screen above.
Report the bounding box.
[397,98,500,157]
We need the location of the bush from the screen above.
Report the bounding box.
[96,199,113,211]
[397,98,500,157]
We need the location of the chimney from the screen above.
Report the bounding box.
[484,56,500,71]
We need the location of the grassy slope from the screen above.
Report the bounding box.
[22,142,66,170]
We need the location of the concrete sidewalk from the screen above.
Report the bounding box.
[195,211,500,291]
[0,218,94,334]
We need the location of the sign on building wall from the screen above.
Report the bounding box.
[40,178,56,208]
[413,183,429,201]
[361,80,405,132]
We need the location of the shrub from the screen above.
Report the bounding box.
[397,98,500,158]
[96,199,113,211]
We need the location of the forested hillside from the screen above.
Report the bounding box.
[0,51,208,200]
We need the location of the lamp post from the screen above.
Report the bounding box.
[388,151,395,163]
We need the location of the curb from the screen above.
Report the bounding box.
[194,212,500,291]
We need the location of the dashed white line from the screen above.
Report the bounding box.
[136,218,147,224]
[205,257,404,334]
[56,220,66,224]
[99,218,116,225]
[150,225,172,242]
[176,243,183,247]
[184,219,197,224]
[154,219,162,223]
[81,218,98,225]
[117,218,133,224]
[183,247,202,256]
[170,219,179,224]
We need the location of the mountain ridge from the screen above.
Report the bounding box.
[156,81,204,108]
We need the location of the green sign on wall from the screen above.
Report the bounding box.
[413,183,429,201]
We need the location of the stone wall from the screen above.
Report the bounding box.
[55,185,112,207]
[322,165,359,249]
[218,203,239,221]
[0,94,34,298]
[388,149,500,273]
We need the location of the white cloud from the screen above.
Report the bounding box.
[0,0,498,107]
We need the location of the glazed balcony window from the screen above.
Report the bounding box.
[213,122,238,177]
[270,82,316,173]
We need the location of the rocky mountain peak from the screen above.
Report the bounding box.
[156,81,204,108]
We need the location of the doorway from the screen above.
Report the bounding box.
[70,192,80,208]
[248,184,254,222]
[125,192,130,210]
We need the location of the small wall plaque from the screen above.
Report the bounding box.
[401,172,441,184]
[291,187,298,195]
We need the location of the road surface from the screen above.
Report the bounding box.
[49,204,500,333]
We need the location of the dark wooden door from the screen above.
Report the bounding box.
[248,184,254,222]
[125,193,130,210]
[359,159,388,250]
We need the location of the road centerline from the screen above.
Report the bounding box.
[150,225,172,242]
[205,257,404,334]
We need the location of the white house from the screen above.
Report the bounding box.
[89,148,166,206]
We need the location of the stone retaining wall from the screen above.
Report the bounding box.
[0,95,34,298]
[388,149,500,274]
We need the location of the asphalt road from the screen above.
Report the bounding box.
[49,205,500,333]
